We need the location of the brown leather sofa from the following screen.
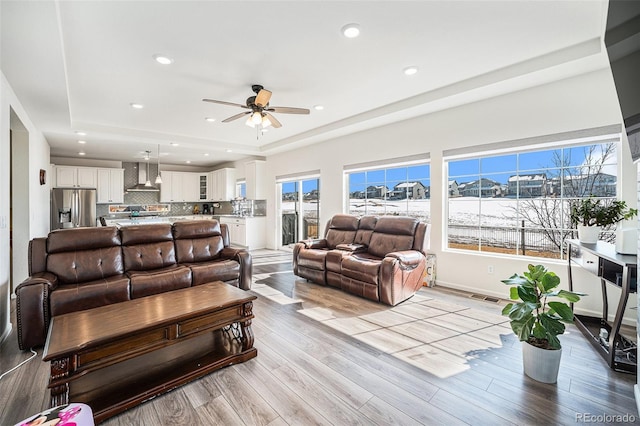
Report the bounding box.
[15,220,251,350]
[293,214,428,306]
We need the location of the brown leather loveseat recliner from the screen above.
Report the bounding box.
[15,220,251,350]
[293,214,428,306]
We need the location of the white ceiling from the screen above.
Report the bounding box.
[1,0,611,167]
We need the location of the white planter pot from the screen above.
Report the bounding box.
[577,225,601,244]
[522,341,562,383]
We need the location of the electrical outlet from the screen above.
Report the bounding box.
[487,265,494,274]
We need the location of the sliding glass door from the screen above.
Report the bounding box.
[279,177,320,248]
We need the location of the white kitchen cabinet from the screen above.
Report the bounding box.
[96,168,124,203]
[220,216,266,249]
[54,166,97,188]
[160,171,200,202]
[209,168,235,201]
[245,160,266,199]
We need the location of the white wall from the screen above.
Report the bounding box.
[0,72,51,344]
[265,68,634,321]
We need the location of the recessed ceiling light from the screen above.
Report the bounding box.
[403,66,419,76]
[78,152,86,156]
[204,153,210,156]
[314,105,324,111]
[130,103,144,109]
[205,117,216,122]
[225,149,233,153]
[77,140,86,144]
[75,131,86,136]
[170,142,179,146]
[342,23,360,38]
[153,54,174,65]
[185,160,191,164]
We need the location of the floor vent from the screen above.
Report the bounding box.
[470,294,501,303]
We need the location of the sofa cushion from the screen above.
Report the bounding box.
[121,224,177,271]
[354,215,377,246]
[173,220,221,239]
[48,246,124,285]
[50,274,130,316]
[297,248,328,271]
[174,221,224,263]
[341,253,382,285]
[127,265,192,298]
[368,216,418,258]
[47,227,121,253]
[187,260,241,286]
[325,214,359,248]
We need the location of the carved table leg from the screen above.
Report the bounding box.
[49,357,71,407]
[241,301,254,351]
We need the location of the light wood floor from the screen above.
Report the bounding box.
[1,251,639,425]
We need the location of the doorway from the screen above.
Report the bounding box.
[10,109,29,293]
[278,177,320,248]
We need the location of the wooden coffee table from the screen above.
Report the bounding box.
[42,281,257,423]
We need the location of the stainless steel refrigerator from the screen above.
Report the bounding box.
[51,188,97,230]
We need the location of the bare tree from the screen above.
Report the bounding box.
[513,143,617,252]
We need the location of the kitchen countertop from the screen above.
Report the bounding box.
[102,214,265,227]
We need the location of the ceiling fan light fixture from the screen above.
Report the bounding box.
[251,111,262,125]
[262,116,272,128]
[342,23,360,38]
[245,116,256,128]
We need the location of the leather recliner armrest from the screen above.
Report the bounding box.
[302,239,328,249]
[220,247,252,291]
[15,272,59,350]
[384,250,424,270]
[379,250,427,306]
[335,243,367,253]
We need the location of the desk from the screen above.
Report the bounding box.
[567,239,637,373]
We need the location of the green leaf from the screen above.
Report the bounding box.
[532,321,546,339]
[539,312,566,337]
[502,303,513,316]
[502,274,530,287]
[548,301,574,322]
[511,316,535,342]
[507,302,536,321]
[555,289,584,303]
[509,287,519,300]
[517,285,538,304]
[540,271,560,292]
[545,333,561,350]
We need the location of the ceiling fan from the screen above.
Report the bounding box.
[203,84,310,129]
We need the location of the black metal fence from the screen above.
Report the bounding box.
[448,222,615,259]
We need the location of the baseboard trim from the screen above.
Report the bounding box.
[635,384,640,416]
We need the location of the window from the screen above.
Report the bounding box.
[346,162,430,222]
[236,181,246,198]
[446,139,619,259]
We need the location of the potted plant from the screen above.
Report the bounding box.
[502,264,585,383]
[569,196,637,244]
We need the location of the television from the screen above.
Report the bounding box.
[605,0,640,162]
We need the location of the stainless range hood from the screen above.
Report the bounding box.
[126,162,159,192]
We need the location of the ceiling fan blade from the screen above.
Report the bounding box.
[268,106,310,115]
[203,98,249,109]
[254,89,272,108]
[222,111,251,123]
[265,112,282,128]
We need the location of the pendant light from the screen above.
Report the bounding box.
[144,151,152,187]
[155,144,163,184]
